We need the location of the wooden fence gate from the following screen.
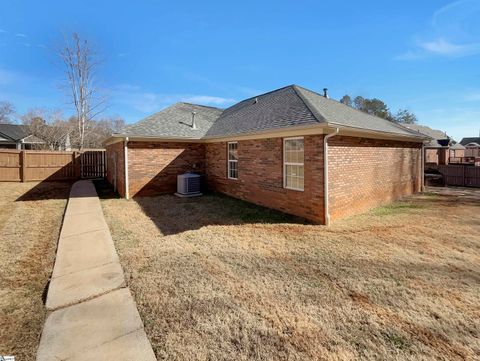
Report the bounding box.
[438,165,480,187]
[80,151,106,179]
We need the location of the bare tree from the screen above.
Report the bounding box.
[22,108,72,150]
[0,101,16,124]
[59,33,105,150]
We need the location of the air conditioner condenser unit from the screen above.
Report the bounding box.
[175,172,202,197]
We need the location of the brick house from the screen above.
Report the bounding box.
[104,85,427,224]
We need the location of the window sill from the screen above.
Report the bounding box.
[284,186,304,192]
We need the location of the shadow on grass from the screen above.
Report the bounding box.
[15,181,74,201]
[94,179,308,236]
[93,179,121,199]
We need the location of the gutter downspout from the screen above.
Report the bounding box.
[324,128,339,226]
[421,142,425,192]
[124,137,129,199]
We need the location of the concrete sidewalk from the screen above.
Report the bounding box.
[37,180,156,361]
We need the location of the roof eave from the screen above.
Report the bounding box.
[103,134,205,146]
[105,121,428,144]
[325,122,429,142]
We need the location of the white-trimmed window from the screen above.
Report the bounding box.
[283,137,304,191]
[227,142,238,179]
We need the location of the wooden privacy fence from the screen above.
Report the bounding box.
[0,149,106,182]
[437,165,480,187]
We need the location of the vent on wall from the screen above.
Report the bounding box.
[175,172,202,197]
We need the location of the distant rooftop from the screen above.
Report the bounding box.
[460,137,480,146]
[0,124,30,141]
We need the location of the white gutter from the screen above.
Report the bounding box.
[124,137,129,199]
[323,128,339,226]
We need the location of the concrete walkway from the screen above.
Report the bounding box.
[37,180,156,361]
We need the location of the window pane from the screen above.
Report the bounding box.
[284,139,304,164]
[285,164,304,190]
[284,138,304,190]
[228,160,238,179]
[228,143,238,160]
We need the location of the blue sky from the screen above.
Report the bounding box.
[0,0,479,141]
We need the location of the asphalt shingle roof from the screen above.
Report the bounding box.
[401,124,451,140]
[205,86,318,137]
[460,137,480,146]
[293,86,419,138]
[450,142,466,150]
[120,103,223,138]
[117,85,427,140]
[0,124,30,141]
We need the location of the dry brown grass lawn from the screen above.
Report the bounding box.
[100,187,480,361]
[0,181,71,361]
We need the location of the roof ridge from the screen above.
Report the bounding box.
[222,84,295,110]
[291,85,326,123]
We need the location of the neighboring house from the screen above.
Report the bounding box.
[459,137,480,156]
[402,124,453,165]
[458,137,480,164]
[449,142,466,162]
[0,124,45,149]
[104,85,427,224]
[459,137,480,146]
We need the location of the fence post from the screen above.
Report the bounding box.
[21,150,26,182]
[73,151,80,179]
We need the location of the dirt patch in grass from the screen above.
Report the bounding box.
[0,181,71,361]
[101,187,480,360]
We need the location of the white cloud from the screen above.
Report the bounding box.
[15,33,27,38]
[0,29,6,33]
[111,84,236,114]
[397,0,480,60]
[419,38,480,56]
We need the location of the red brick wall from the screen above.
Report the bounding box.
[127,141,205,197]
[327,136,422,221]
[205,136,325,223]
[106,141,126,197]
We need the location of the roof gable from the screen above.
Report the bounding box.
[120,103,223,138]
[205,86,319,137]
[450,142,465,150]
